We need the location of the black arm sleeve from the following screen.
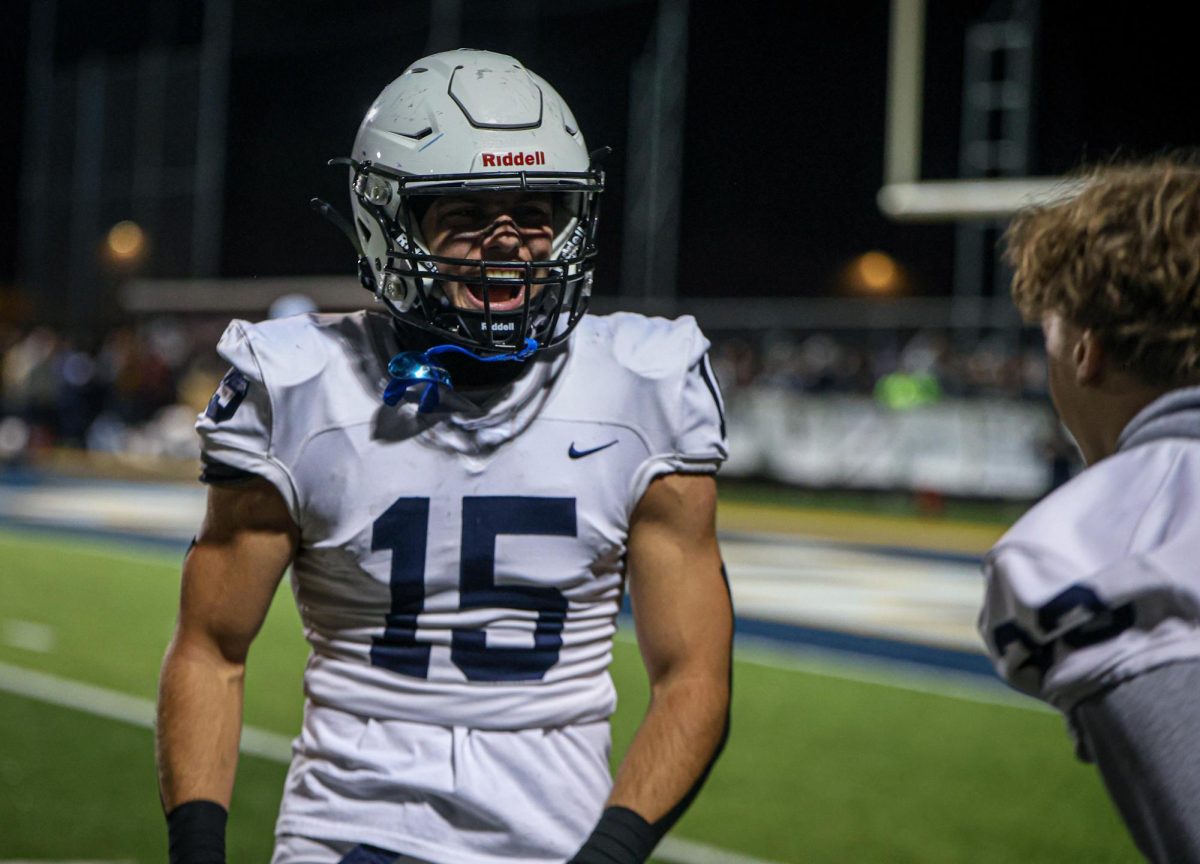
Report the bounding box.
[166,799,226,864]
[198,455,261,485]
[1071,660,1200,864]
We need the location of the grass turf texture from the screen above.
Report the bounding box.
[0,528,1138,863]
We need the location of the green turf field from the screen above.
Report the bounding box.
[0,528,1139,863]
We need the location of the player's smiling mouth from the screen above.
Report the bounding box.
[460,268,528,312]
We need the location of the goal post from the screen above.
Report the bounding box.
[879,0,1079,222]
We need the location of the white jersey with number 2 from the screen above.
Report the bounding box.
[979,390,1200,715]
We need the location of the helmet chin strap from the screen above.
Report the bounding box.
[383,338,540,412]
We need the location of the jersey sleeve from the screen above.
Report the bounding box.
[628,317,729,507]
[979,539,1200,712]
[1070,660,1200,860]
[194,320,301,520]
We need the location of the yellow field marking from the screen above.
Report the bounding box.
[717,500,1008,556]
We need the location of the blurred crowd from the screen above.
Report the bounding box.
[709,329,1050,402]
[0,318,229,463]
[0,316,1051,466]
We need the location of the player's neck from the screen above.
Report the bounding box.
[1077,381,1173,464]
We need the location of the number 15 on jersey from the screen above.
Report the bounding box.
[370,495,577,683]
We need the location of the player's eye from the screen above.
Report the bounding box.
[445,205,485,222]
[514,204,552,229]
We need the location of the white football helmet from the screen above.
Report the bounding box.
[344,49,605,354]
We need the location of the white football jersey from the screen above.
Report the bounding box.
[979,388,1200,713]
[196,310,727,730]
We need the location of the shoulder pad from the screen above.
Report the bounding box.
[579,313,709,380]
[994,443,1190,572]
[216,313,332,389]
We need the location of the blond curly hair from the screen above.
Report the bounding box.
[1005,156,1200,386]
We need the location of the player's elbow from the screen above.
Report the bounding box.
[650,662,731,728]
[164,621,252,679]
[644,619,733,709]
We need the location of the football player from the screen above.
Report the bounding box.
[979,157,1200,862]
[154,50,732,864]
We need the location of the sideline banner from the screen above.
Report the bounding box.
[722,390,1056,499]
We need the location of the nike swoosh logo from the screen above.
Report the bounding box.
[569,440,619,459]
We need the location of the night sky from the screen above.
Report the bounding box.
[2,0,1199,320]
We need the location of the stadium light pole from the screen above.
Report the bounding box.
[193,0,233,278]
[425,0,464,54]
[620,0,688,308]
[17,0,56,328]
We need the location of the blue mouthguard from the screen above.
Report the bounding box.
[383,338,539,412]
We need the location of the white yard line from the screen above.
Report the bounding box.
[0,662,784,864]
[1,619,57,653]
[0,661,293,763]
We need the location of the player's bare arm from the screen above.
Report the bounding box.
[572,472,731,859]
[156,478,298,818]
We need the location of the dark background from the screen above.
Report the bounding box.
[1,0,1197,322]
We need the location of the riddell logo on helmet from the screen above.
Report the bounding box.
[481,151,546,168]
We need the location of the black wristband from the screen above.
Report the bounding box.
[166,800,227,864]
[568,806,660,864]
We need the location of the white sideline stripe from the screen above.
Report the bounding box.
[0,662,784,864]
[734,637,1052,714]
[0,661,294,763]
[656,838,780,864]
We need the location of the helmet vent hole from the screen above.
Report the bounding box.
[402,126,433,141]
[564,123,576,135]
[411,67,428,73]
[356,218,372,244]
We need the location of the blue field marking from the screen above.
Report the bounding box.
[733,616,994,677]
[0,466,196,493]
[0,465,42,486]
[615,596,994,679]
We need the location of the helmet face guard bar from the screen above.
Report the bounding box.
[387,250,594,352]
[344,157,604,354]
